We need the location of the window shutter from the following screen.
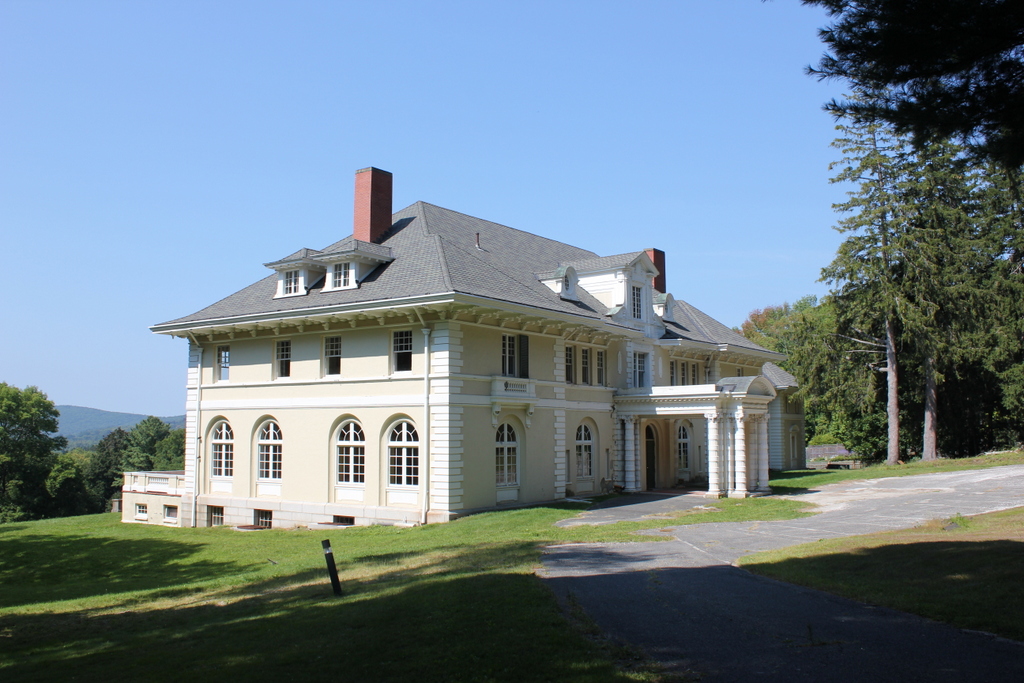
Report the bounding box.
[517,335,529,378]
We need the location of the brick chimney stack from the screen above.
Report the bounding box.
[353,167,393,244]
[646,248,666,293]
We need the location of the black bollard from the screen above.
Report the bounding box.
[322,539,342,596]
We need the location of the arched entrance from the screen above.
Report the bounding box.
[645,425,657,490]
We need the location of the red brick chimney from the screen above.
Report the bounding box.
[353,167,393,244]
[646,248,666,293]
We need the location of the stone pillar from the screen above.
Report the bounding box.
[758,413,771,492]
[731,411,748,498]
[705,412,722,498]
[624,417,639,492]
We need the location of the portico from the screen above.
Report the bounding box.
[614,376,776,498]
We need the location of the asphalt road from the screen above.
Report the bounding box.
[539,465,1024,682]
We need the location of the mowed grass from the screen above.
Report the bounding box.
[0,496,812,683]
[741,506,1024,641]
[769,449,1024,495]
[7,452,1019,681]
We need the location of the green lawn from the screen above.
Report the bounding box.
[0,497,811,683]
[740,506,1024,641]
[769,449,1024,495]
[4,452,1020,681]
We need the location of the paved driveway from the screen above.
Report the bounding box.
[540,465,1024,682]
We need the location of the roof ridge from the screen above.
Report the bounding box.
[416,201,598,258]
[414,204,455,292]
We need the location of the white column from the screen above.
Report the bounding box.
[705,412,722,498]
[731,411,748,497]
[758,413,771,492]
[624,417,639,492]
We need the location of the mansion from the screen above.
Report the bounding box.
[122,168,804,528]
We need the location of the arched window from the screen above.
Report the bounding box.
[257,421,283,480]
[575,424,593,478]
[211,421,234,477]
[495,423,518,486]
[677,424,690,469]
[337,421,365,484]
[388,421,419,486]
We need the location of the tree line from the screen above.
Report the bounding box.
[746,1,1024,463]
[740,114,1023,461]
[0,383,184,522]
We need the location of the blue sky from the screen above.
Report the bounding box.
[1,0,848,417]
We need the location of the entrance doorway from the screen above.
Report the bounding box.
[645,425,657,490]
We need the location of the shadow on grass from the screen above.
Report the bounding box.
[0,533,247,609]
[743,539,1024,641]
[1,543,639,683]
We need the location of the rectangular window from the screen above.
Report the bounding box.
[332,262,351,288]
[276,340,291,378]
[681,361,688,385]
[333,515,355,525]
[254,509,273,528]
[284,270,299,295]
[634,352,647,388]
[163,505,178,521]
[337,445,366,483]
[502,334,517,377]
[691,362,698,385]
[565,346,575,384]
[212,443,234,477]
[496,445,518,486]
[737,367,744,377]
[216,345,230,382]
[393,330,413,372]
[389,446,419,486]
[670,360,676,386]
[135,503,148,520]
[596,350,605,386]
[580,348,591,385]
[325,336,342,375]
[576,443,593,477]
[208,506,224,526]
[501,334,529,378]
[631,285,643,319]
[258,443,282,479]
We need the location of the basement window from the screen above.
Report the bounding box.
[254,509,273,528]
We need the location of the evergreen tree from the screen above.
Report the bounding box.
[122,417,171,472]
[820,110,909,464]
[803,0,1024,167]
[85,427,130,504]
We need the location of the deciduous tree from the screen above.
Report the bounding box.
[0,384,66,522]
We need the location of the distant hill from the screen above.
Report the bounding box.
[56,405,186,450]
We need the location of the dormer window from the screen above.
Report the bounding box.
[284,270,300,295]
[631,286,643,319]
[332,263,352,289]
[273,266,318,298]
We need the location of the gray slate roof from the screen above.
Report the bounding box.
[156,201,775,359]
[661,299,773,354]
[761,361,799,388]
